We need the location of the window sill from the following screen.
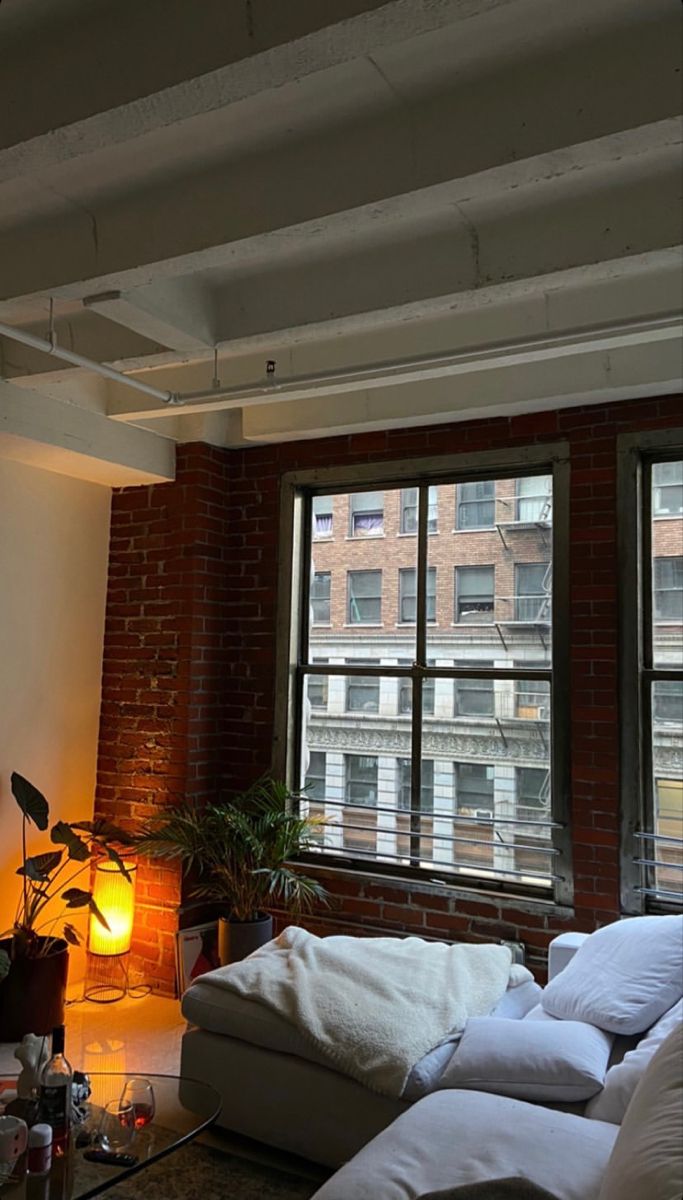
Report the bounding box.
[452,527,496,534]
[343,623,384,629]
[345,533,386,541]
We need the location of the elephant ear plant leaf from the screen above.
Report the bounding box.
[2,772,131,962]
[137,775,329,923]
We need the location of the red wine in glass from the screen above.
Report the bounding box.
[121,1079,155,1130]
[131,1101,154,1129]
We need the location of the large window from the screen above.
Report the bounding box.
[310,571,331,624]
[619,435,683,911]
[456,480,495,529]
[347,570,382,624]
[285,451,570,902]
[455,565,494,623]
[399,567,436,623]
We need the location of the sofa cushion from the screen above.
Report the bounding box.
[586,1000,682,1124]
[182,978,331,1065]
[599,1023,683,1200]
[438,1017,613,1101]
[310,1090,618,1200]
[541,915,683,1034]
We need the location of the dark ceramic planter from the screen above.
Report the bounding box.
[218,914,273,965]
[0,937,69,1041]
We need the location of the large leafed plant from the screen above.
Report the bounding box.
[136,776,328,922]
[0,772,133,982]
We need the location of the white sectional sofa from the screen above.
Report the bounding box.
[180,916,683,1196]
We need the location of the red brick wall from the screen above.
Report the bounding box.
[95,394,682,991]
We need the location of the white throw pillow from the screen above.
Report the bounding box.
[541,915,683,1034]
[586,1001,683,1124]
[599,1023,683,1200]
[437,1017,613,1101]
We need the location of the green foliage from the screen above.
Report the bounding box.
[3,773,132,961]
[137,776,328,922]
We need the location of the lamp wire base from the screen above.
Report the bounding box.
[83,951,151,1004]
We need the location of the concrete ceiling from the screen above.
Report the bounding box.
[0,0,681,484]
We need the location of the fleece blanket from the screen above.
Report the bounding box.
[198,926,531,1097]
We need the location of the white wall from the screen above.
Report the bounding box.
[0,458,111,979]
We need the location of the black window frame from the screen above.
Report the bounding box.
[618,428,683,913]
[276,444,572,907]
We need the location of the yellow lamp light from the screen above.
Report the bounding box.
[85,860,137,1003]
[89,860,137,955]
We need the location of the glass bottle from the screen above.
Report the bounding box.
[39,1027,72,1152]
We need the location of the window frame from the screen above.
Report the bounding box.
[275,443,572,908]
[310,570,331,625]
[454,564,495,624]
[347,568,382,625]
[618,427,683,914]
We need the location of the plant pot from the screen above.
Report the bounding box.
[218,914,273,965]
[0,938,69,1041]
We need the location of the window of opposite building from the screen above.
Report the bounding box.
[310,571,331,624]
[347,569,382,624]
[456,480,495,529]
[515,563,551,622]
[346,661,380,712]
[618,431,683,912]
[399,567,436,623]
[401,487,438,534]
[280,445,570,904]
[349,491,384,537]
[312,495,333,539]
[455,565,495,623]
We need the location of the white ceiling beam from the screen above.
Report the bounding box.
[83,279,216,353]
[239,339,683,443]
[0,380,174,485]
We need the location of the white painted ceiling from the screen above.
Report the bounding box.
[0,0,681,483]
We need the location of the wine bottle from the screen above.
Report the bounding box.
[39,1026,72,1152]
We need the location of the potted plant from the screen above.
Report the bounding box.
[137,776,328,964]
[0,772,132,1040]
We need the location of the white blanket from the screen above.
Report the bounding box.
[198,926,531,1097]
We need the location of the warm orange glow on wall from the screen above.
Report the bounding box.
[89,860,137,956]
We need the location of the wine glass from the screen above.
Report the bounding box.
[120,1079,155,1129]
[98,1100,135,1151]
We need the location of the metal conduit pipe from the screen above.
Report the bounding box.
[0,319,181,405]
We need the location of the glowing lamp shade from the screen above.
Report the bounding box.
[89,860,137,956]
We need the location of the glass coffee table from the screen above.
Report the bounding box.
[1,1072,220,1199]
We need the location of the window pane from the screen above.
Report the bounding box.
[652,555,683,668]
[651,680,683,901]
[397,759,434,812]
[350,491,384,537]
[455,565,494,622]
[401,487,438,534]
[454,675,495,717]
[312,495,333,539]
[515,563,551,622]
[399,567,436,623]
[456,480,495,529]
[310,571,331,624]
[307,658,329,710]
[398,661,435,716]
[347,570,382,624]
[346,660,380,712]
[653,461,683,517]
[516,475,552,523]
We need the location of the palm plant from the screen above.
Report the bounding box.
[136,777,328,921]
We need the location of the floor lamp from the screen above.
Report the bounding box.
[84,860,137,1003]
